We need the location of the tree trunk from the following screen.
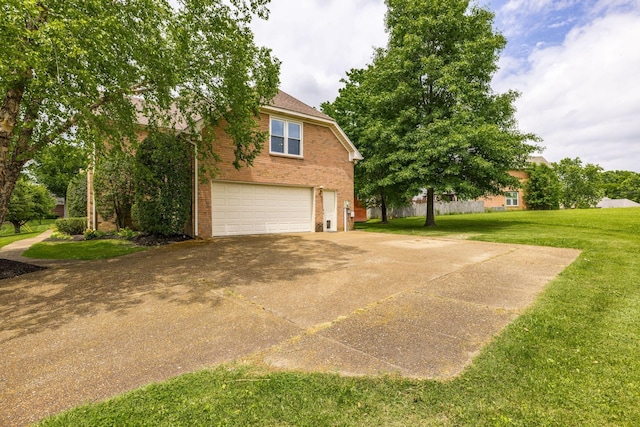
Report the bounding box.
[1,85,26,226]
[424,187,437,227]
[11,220,22,234]
[380,193,388,224]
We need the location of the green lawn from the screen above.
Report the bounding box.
[38,209,640,426]
[0,220,55,249]
[23,239,147,260]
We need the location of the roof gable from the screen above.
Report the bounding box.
[128,90,363,162]
[269,90,332,120]
[263,90,362,162]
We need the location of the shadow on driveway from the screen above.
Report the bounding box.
[0,232,579,427]
[0,234,360,343]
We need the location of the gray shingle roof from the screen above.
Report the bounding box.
[268,90,333,121]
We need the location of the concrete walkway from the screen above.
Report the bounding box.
[0,229,55,264]
[0,232,580,426]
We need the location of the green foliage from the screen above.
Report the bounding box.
[55,217,87,235]
[28,143,88,198]
[83,228,107,240]
[524,163,561,210]
[602,170,640,203]
[554,157,604,208]
[323,0,539,226]
[116,227,140,240]
[134,133,192,236]
[94,150,136,230]
[66,171,88,218]
[6,177,56,233]
[49,231,74,240]
[0,0,280,226]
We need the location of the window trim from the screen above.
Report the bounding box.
[505,191,519,207]
[269,116,303,158]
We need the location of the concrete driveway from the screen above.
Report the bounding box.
[0,232,580,426]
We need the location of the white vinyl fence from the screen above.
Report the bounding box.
[367,200,485,220]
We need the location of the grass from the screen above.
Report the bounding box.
[0,219,55,249]
[38,208,640,426]
[23,239,147,260]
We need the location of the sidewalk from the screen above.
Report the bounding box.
[0,229,55,264]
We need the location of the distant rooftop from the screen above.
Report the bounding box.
[528,156,551,166]
[596,198,640,208]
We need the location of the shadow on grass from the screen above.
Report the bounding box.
[356,215,529,236]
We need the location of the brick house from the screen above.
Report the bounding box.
[88,90,362,238]
[481,156,551,210]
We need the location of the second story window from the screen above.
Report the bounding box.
[270,118,302,157]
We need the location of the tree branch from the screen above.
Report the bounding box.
[40,82,147,148]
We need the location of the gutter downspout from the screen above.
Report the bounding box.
[194,146,198,237]
[344,206,347,232]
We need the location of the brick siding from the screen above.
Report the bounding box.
[196,112,355,238]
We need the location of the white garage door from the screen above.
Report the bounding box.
[211,182,313,236]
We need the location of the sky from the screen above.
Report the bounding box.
[251,0,640,172]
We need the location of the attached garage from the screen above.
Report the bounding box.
[211,182,314,236]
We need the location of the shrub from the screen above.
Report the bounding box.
[84,228,107,240]
[50,231,74,240]
[116,227,139,240]
[55,217,87,235]
[134,133,192,236]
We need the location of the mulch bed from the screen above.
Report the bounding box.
[131,233,192,246]
[0,259,46,280]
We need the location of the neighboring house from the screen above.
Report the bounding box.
[352,199,368,222]
[88,90,363,238]
[596,197,640,208]
[52,196,65,218]
[481,156,551,211]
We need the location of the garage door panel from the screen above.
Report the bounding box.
[212,182,312,236]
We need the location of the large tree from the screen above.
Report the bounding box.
[0,0,280,226]
[322,67,409,223]
[524,163,561,210]
[602,170,640,203]
[28,143,87,199]
[554,157,604,209]
[324,0,539,226]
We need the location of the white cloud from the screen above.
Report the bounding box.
[498,0,580,38]
[494,9,640,171]
[249,0,640,172]
[251,0,387,108]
